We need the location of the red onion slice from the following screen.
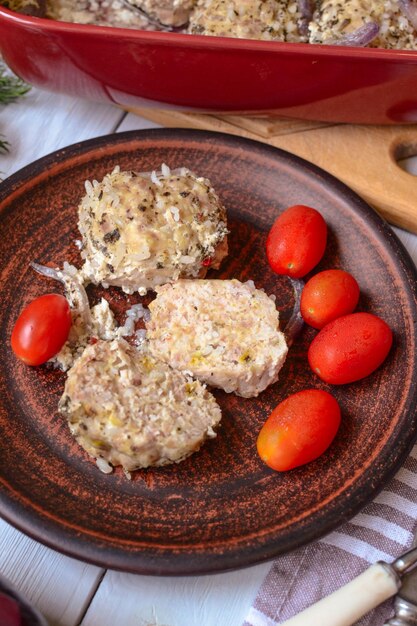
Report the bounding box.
[120,0,185,31]
[297,0,315,37]
[324,21,380,47]
[31,261,92,327]
[284,278,304,347]
[399,0,417,30]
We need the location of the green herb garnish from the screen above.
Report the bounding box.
[0,62,30,105]
[0,61,30,171]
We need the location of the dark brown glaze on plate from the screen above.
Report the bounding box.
[0,129,417,576]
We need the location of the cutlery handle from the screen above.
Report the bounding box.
[280,563,400,626]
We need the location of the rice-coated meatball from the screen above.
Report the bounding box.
[78,165,228,294]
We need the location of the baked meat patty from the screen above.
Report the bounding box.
[59,338,222,472]
[146,279,288,398]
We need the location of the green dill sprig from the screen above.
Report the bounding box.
[0,136,9,154]
[0,63,30,105]
[0,61,30,177]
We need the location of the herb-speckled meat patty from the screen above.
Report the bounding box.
[146,279,288,398]
[59,338,222,472]
[78,165,228,294]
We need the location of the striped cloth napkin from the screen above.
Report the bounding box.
[243,444,417,626]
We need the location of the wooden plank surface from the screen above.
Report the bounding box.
[127,108,417,234]
[0,519,103,626]
[216,114,334,138]
[81,563,272,626]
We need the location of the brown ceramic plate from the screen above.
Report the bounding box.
[1,129,417,576]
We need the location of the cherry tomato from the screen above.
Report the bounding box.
[300,269,360,329]
[257,389,341,471]
[266,205,327,278]
[0,593,22,626]
[11,294,72,366]
[308,312,393,385]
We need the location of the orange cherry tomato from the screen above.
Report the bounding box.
[308,312,393,385]
[11,294,72,366]
[266,205,327,278]
[257,389,341,471]
[300,269,360,329]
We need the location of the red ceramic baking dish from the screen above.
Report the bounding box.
[1,5,417,124]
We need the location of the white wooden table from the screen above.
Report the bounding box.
[1,86,417,626]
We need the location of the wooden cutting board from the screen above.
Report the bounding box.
[126,108,417,234]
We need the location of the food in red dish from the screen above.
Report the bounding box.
[125,0,195,27]
[310,0,416,50]
[1,5,417,124]
[2,0,416,50]
[188,0,306,42]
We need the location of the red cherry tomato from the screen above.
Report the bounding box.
[0,592,22,626]
[11,294,72,366]
[266,205,327,278]
[257,389,341,471]
[300,269,360,329]
[308,312,393,385]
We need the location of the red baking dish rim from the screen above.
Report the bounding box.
[1,4,417,62]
